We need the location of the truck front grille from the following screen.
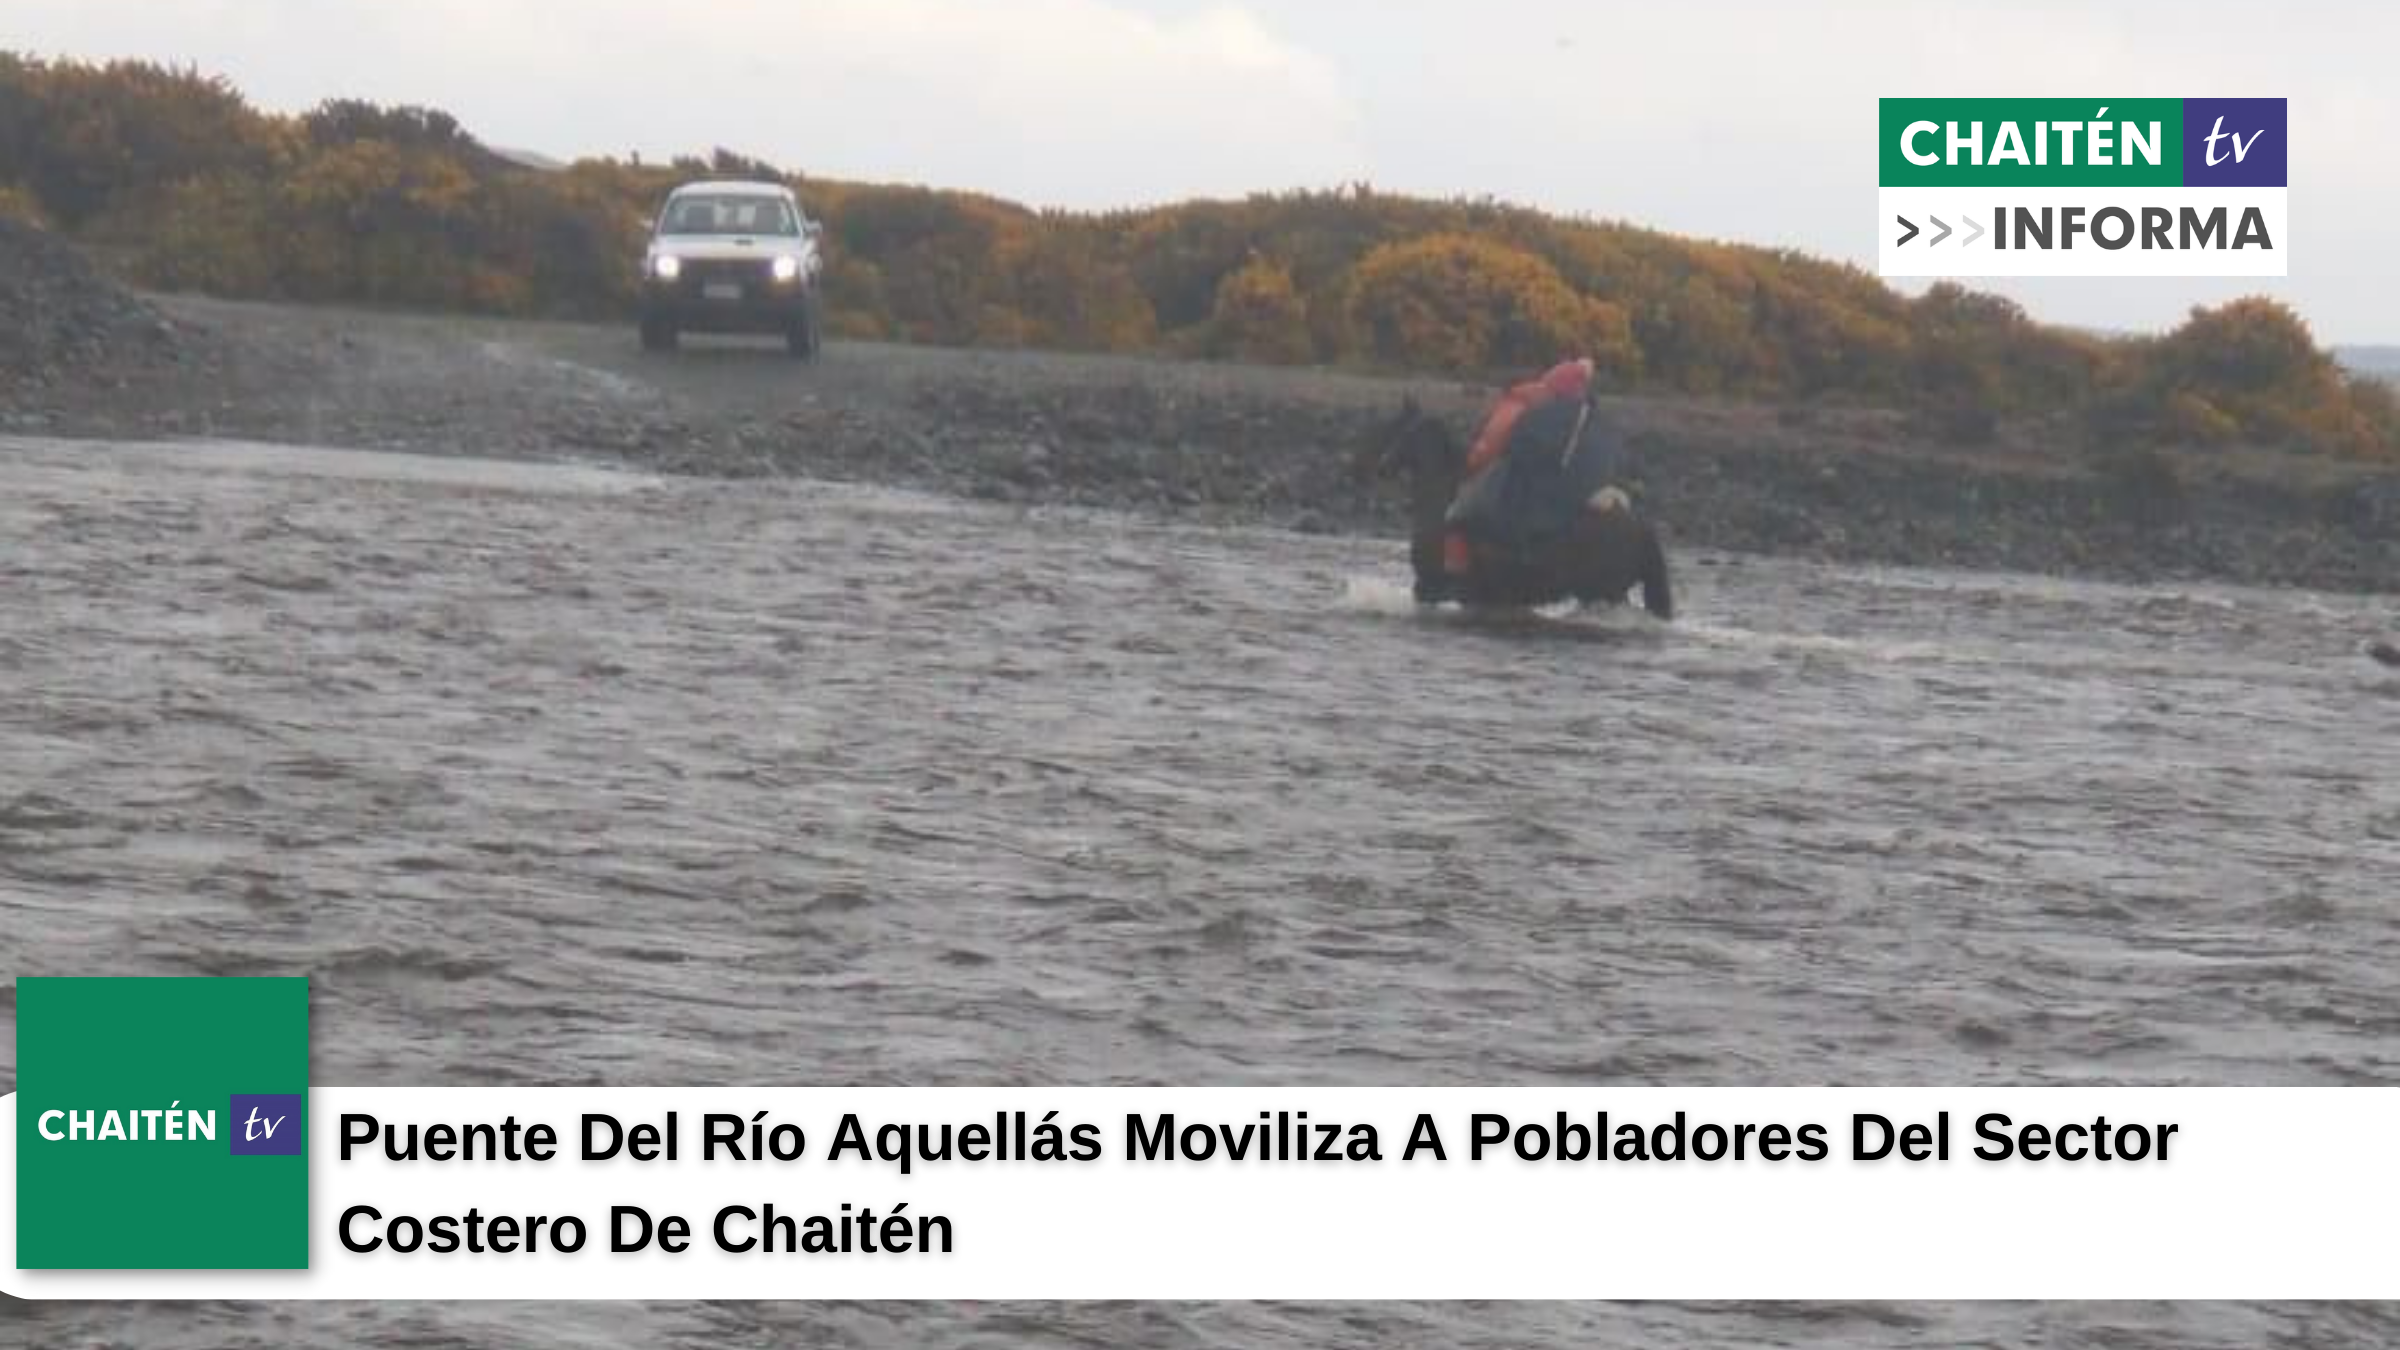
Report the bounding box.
[679,258,776,289]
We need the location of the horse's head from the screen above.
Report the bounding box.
[1349,394,1462,487]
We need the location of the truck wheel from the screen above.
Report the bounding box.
[640,318,678,353]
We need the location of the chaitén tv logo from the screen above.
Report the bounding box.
[1878,97,2287,278]
[15,977,310,1269]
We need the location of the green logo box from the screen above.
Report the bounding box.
[1880,98,2187,187]
[15,976,309,1269]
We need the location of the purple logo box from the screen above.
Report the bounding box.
[2182,98,2286,187]
[228,1093,305,1156]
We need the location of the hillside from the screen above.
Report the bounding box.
[0,53,2393,462]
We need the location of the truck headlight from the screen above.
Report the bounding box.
[771,255,801,283]
[652,254,681,281]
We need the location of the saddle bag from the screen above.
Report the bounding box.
[1446,396,1624,552]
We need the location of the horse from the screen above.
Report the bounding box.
[1352,394,1674,619]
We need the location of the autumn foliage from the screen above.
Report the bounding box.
[1206,255,1312,365]
[1346,233,1638,378]
[2,54,2390,458]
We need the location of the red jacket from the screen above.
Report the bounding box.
[1464,358,1595,476]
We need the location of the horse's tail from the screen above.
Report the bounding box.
[1637,526,1674,621]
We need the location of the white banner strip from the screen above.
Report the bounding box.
[1877,186,2288,277]
[7,1087,2395,1299]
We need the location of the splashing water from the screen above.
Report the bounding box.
[3,438,2397,1349]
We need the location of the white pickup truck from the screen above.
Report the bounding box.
[636,180,826,360]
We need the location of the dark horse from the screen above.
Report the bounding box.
[1353,395,1673,619]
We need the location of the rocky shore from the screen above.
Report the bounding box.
[0,219,228,405]
[2,224,2393,594]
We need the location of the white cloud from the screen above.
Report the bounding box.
[8,0,1371,209]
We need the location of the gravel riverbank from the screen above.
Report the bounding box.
[3,239,2393,593]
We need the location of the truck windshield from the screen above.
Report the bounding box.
[660,194,800,236]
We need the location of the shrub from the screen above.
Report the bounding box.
[1207,255,1314,365]
[1347,232,1639,376]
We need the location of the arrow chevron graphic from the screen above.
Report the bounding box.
[1929,215,1953,246]
[1962,215,1986,246]
[1896,215,1919,246]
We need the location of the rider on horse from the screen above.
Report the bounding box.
[1439,356,1625,582]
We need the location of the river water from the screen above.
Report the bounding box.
[2,438,2396,1347]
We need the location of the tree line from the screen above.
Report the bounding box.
[2,55,2390,459]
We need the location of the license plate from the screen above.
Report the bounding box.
[703,282,742,302]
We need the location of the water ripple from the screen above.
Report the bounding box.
[2,439,2397,1347]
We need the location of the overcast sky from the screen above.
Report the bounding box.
[13,0,2393,342]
